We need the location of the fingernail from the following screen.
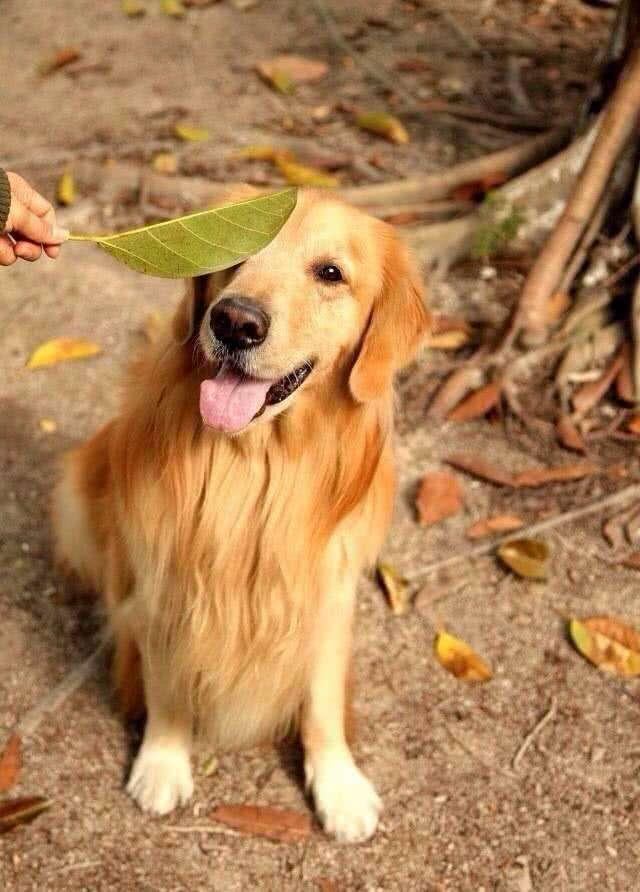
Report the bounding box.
[53,226,70,242]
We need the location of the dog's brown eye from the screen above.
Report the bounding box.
[316,264,343,284]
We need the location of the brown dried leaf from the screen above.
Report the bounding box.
[427,367,484,421]
[450,171,507,202]
[210,804,312,842]
[434,631,492,682]
[622,552,640,569]
[38,47,81,76]
[0,735,21,793]
[377,563,409,615]
[615,343,635,403]
[513,462,598,488]
[466,514,524,540]
[415,471,463,526]
[256,55,327,93]
[445,453,515,487]
[275,157,339,188]
[556,416,586,453]
[0,797,52,834]
[571,350,624,417]
[570,617,640,676]
[447,382,500,423]
[497,538,549,580]
[627,415,640,435]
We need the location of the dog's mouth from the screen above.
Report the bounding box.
[199,359,314,434]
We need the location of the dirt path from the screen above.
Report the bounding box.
[2,2,638,890]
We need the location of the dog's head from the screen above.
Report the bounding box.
[173,189,431,434]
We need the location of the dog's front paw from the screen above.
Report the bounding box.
[308,753,381,843]
[127,742,194,815]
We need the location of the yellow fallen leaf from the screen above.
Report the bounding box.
[236,145,294,162]
[497,539,549,580]
[434,631,492,682]
[275,157,339,188]
[27,338,102,369]
[355,111,409,144]
[121,0,146,15]
[426,330,470,350]
[377,563,409,616]
[39,418,58,434]
[161,0,185,16]
[201,753,219,777]
[56,170,76,206]
[152,152,178,174]
[174,123,209,142]
[569,617,640,677]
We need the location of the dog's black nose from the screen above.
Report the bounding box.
[210,297,270,350]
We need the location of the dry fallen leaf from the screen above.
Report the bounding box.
[27,338,102,369]
[616,343,635,402]
[256,55,328,88]
[0,797,52,834]
[152,152,178,174]
[513,462,598,488]
[415,471,463,526]
[497,539,549,580]
[275,157,339,188]
[622,552,640,569]
[627,415,640,435]
[121,0,146,14]
[569,617,640,676]
[556,416,586,453]
[434,631,492,682]
[445,453,515,487]
[377,563,409,615]
[38,47,81,76]
[174,122,209,142]
[355,111,409,144]
[571,350,623,417]
[56,170,76,206]
[210,804,312,842]
[200,754,219,777]
[236,145,293,162]
[466,514,524,540]
[450,172,507,202]
[161,0,186,15]
[0,735,21,793]
[425,330,470,350]
[447,382,501,423]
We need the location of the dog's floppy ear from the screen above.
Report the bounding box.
[349,232,431,402]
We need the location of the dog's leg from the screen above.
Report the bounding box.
[126,656,194,816]
[301,577,381,844]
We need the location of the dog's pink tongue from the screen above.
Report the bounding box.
[200,368,273,433]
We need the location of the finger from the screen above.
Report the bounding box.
[14,240,43,262]
[6,172,54,218]
[0,235,17,266]
[8,201,69,245]
[44,244,61,259]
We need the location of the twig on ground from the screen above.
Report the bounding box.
[512,698,558,771]
[342,128,569,208]
[506,42,640,344]
[404,483,640,583]
[16,634,112,738]
[166,825,241,836]
[507,56,535,114]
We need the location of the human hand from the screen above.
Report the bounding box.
[0,172,69,265]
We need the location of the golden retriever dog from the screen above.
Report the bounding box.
[52,188,430,843]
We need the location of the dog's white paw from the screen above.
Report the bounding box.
[308,753,381,844]
[127,742,194,815]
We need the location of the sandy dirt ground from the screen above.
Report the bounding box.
[1,1,639,890]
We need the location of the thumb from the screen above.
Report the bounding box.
[7,199,69,245]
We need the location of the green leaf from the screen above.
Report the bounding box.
[69,189,298,278]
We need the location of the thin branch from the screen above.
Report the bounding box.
[404,483,640,583]
[512,697,558,771]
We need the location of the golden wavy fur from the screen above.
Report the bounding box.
[52,189,430,841]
